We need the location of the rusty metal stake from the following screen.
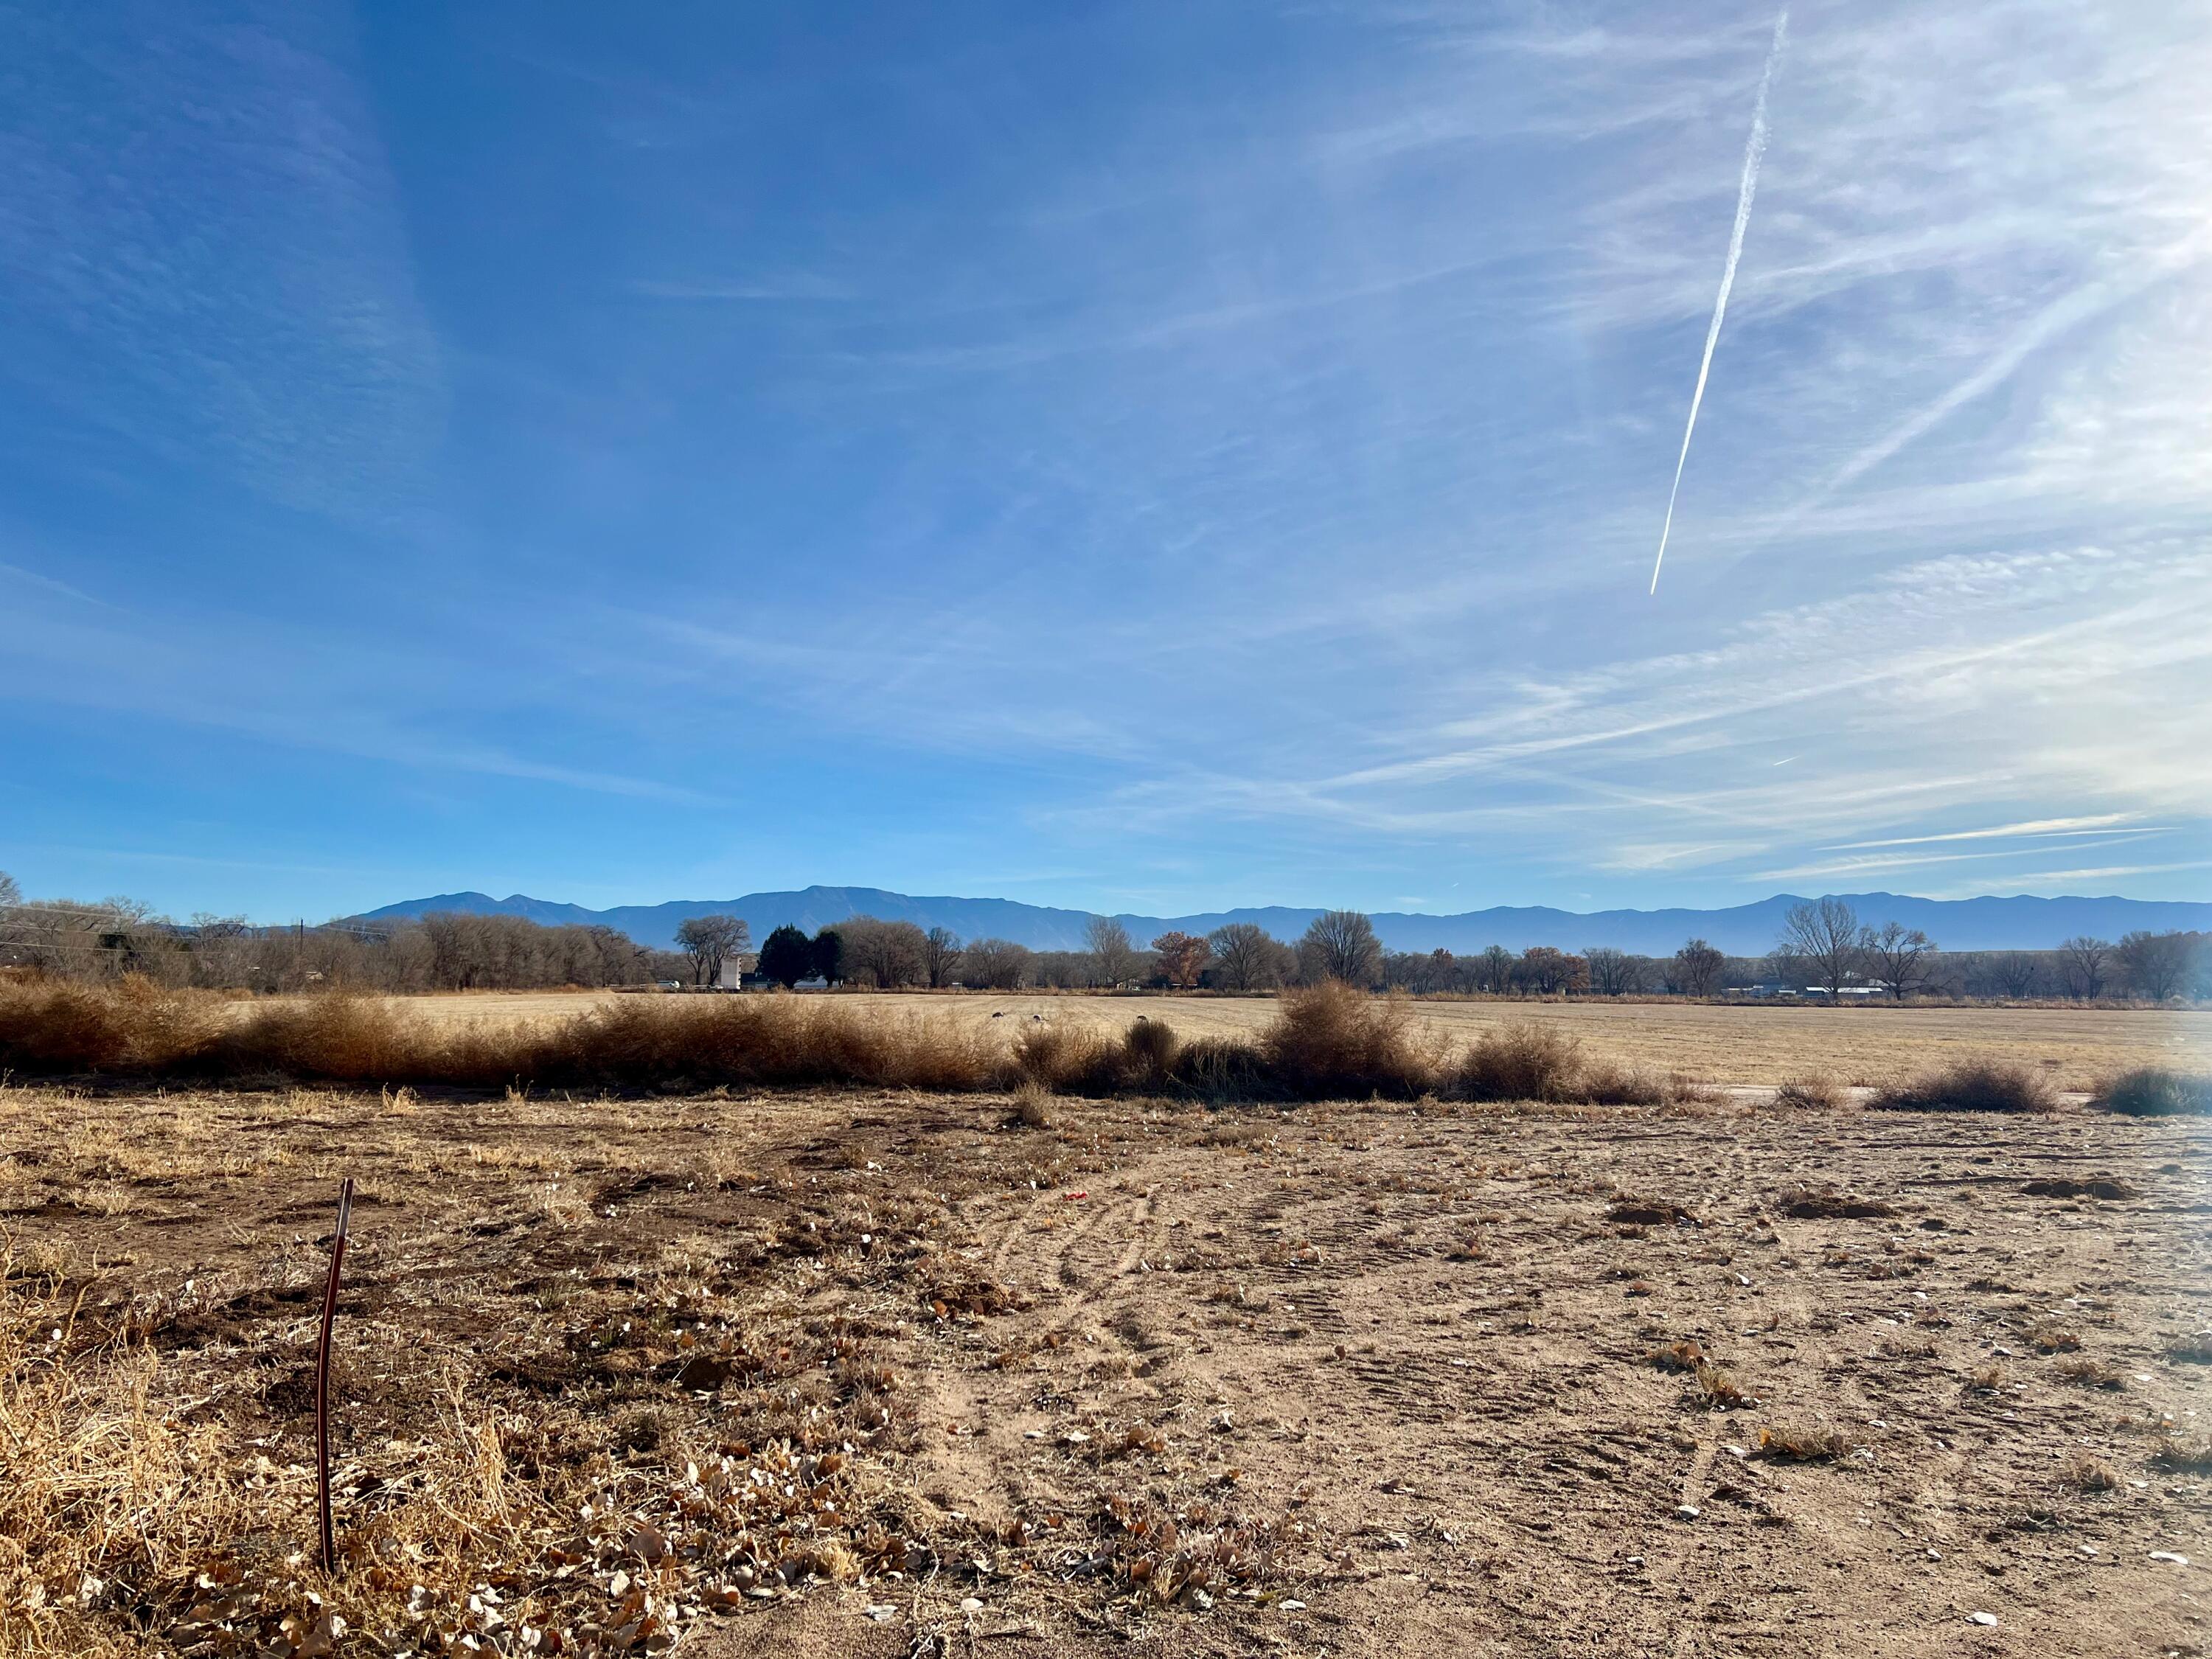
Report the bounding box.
[315,1177,355,1575]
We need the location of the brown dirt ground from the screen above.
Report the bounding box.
[380,991,2208,1093]
[3,1081,2207,1657]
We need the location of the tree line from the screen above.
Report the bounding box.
[0,878,688,992]
[744,902,2209,1003]
[4,872,2202,1002]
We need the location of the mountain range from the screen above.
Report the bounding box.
[356,886,2212,958]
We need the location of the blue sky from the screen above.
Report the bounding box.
[2,0,2208,923]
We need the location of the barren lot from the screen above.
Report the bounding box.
[4,1082,2207,1657]
[393,990,2206,1091]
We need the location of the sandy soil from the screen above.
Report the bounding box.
[4,1080,2205,1656]
[384,989,2207,1091]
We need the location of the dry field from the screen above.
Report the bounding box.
[4,1077,2208,1658]
[393,990,2208,1092]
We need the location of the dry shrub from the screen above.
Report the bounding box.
[2054,1356,2124,1390]
[1612,1197,1698,1226]
[0,981,1014,1095]
[0,974,214,1073]
[1694,1362,1747,1409]
[1647,1339,1707,1372]
[2154,1436,2212,1472]
[0,978,1683,1108]
[1013,1020,1120,1093]
[1868,1062,2056,1115]
[1455,1021,1666,1105]
[1775,1185,1896,1220]
[1756,1423,1851,1461]
[2025,1321,2081,1354]
[2058,1451,2119,1492]
[1118,1017,1182,1091]
[1458,1021,1585,1102]
[2094,1068,2212,1118]
[1262,983,1433,1099]
[2020,1175,2140,1201]
[1773,1074,1844,1110]
[1578,1062,1669,1107]
[1010,1079,1054,1129]
[206,991,423,1080]
[1171,1035,1277,1101]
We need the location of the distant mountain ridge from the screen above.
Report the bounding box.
[356,885,2212,957]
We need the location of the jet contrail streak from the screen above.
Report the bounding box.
[1649,10,1788,596]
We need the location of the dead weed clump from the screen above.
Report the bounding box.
[1014,1017,1190,1096]
[1775,1185,1897,1221]
[1010,1078,1055,1129]
[2154,1436,2212,1473]
[2058,1451,2120,1492]
[2093,1067,2212,1118]
[2054,1356,2125,1390]
[1457,1021,1585,1102]
[1772,1075,1846,1110]
[1694,1363,1748,1410]
[1647,1339,1708,1372]
[0,974,215,1074]
[0,981,1016,1096]
[1756,1423,1853,1462]
[1448,1021,1673,1105]
[0,978,1696,1107]
[1868,1062,2057,1116]
[1260,983,1436,1100]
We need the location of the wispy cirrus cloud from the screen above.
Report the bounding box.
[0,1,445,521]
[1826,815,2152,850]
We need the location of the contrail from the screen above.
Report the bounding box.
[1649,10,1789,596]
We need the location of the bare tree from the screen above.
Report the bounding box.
[1473,945,1515,995]
[1670,938,1725,998]
[1514,946,1587,995]
[1776,898,1861,1000]
[1860,920,1938,1001]
[840,917,929,988]
[1298,910,1382,987]
[2058,936,2110,1001]
[1205,922,1279,991]
[961,937,1032,990]
[1583,947,1644,996]
[921,926,964,989]
[1983,952,2042,999]
[1150,931,1211,990]
[1083,917,1139,988]
[675,914,751,987]
[2116,930,2195,1001]
[0,870,19,908]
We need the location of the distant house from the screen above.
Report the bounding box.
[1801,979,1889,1000]
[713,953,759,990]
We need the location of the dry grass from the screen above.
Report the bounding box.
[2094,1067,2212,1117]
[0,978,1712,1107]
[1868,1061,2059,1115]
[392,989,2203,1093]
